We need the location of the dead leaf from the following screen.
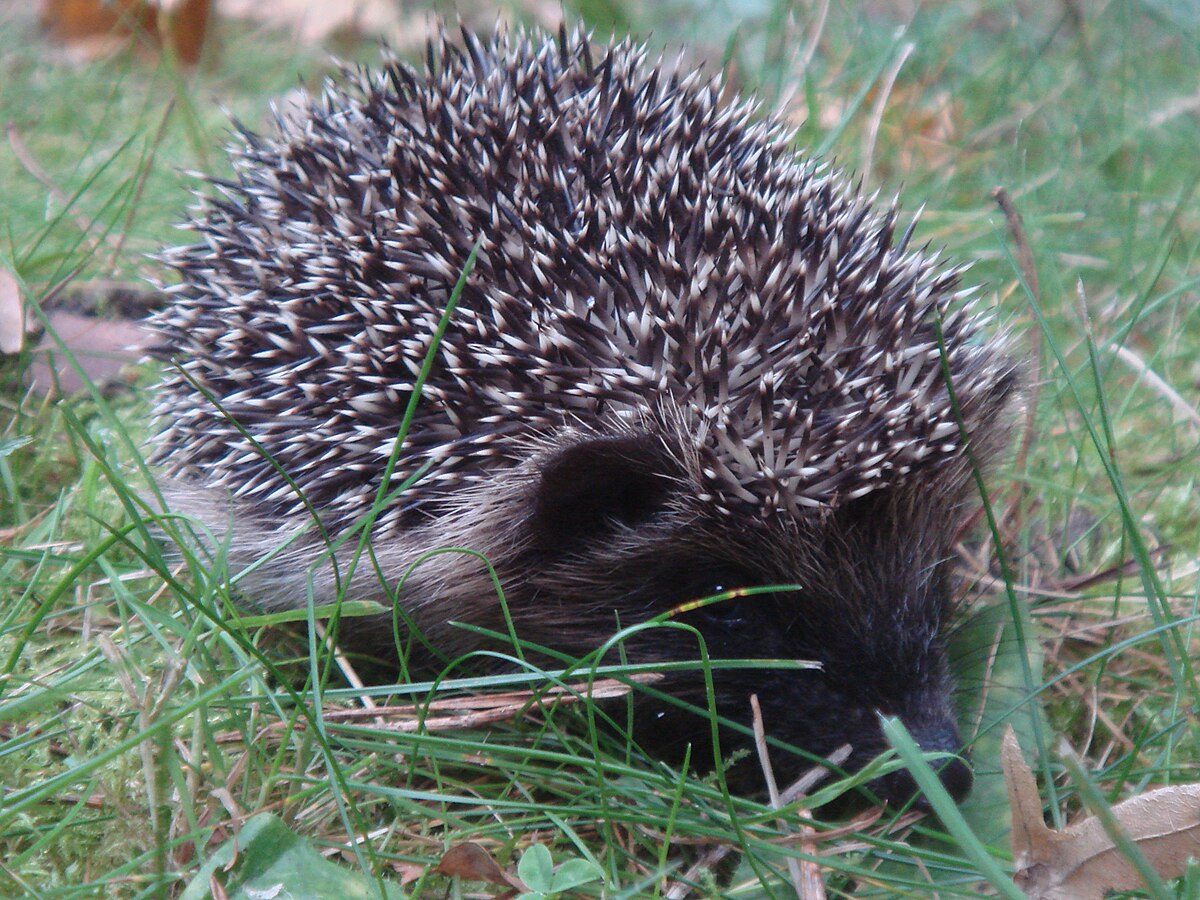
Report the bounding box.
[166,0,211,66]
[40,0,154,58]
[25,310,153,395]
[436,842,528,892]
[213,674,663,743]
[0,269,26,354]
[387,861,426,886]
[1003,726,1200,899]
[39,0,210,65]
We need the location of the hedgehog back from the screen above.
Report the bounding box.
[151,28,1007,534]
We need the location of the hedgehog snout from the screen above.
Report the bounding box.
[869,661,975,806]
[871,719,973,807]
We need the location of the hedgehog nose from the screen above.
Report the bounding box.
[912,720,973,804]
[931,754,974,804]
[876,722,973,807]
[876,757,972,810]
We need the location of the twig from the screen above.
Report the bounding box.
[1147,87,1200,129]
[1110,342,1200,432]
[663,709,847,899]
[664,842,733,900]
[778,743,851,806]
[313,618,378,712]
[214,674,662,742]
[751,694,824,899]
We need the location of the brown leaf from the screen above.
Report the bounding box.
[165,0,211,66]
[39,0,210,66]
[213,674,663,743]
[0,268,26,354]
[40,0,156,62]
[40,0,153,42]
[1003,726,1200,899]
[436,842,529,892]
[1003,725,1059,866]
[388,861,426,886]
[25,310,153,396]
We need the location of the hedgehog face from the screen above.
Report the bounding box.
[509,427,976,805]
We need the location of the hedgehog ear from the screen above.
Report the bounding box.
[530,434,673,546]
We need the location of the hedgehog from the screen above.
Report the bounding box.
[149,25,1019,806]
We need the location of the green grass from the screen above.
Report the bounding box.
[2,1,1199,897]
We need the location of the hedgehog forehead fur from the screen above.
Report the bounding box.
[151,25,1013,535]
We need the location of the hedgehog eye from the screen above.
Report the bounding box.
[696,598,750,628]
[693,569,753,600]
[683,572,755,627]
